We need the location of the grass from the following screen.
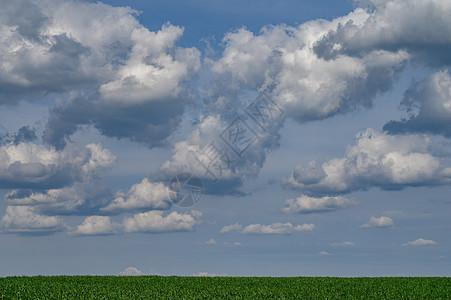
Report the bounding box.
[0,276,450,299]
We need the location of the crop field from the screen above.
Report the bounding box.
[0,276,450,299]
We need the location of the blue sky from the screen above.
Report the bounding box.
[0,0,450,277]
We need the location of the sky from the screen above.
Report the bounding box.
[0,0,450,277]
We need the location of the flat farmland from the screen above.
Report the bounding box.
[0,276,450,299]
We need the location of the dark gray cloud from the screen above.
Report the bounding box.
[314,0,451,66]
[384,70,451,137]
[43,93,186,150]
[0,126,37,145]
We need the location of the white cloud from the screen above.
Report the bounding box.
[119,267,144,276]
[6,183,112,215]
[0,142,115,189]
[403,238,437,246]
[220,223,243,234]
[102,178,170,212]
[192,272,222,277]
[234,242,242,247]
[156,113,268,195]
[205,238,216,245]
[2,143,116,215]
[123,210,202,233]
[0,0,201,148]
[98,23,200,105]
[242,222,315,235]
[0,206,66,234]
[282,195,357,214]
[283,129,451,194]
[210,8,409,124]
[319,251,331,256]
[362,216,394,228]
[72,216,120,236]
[331,241,355,247]
[322,0,451,65]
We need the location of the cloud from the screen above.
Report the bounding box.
[384,70,451,137]
[157,1,428,196]
[331,241,355,247]
[319,251,331,256]
[242,222,315,235]
[316,0,451,66]
[72,216,120,236]
[119,267,144,276]
[361,216,394,228]
[0,0,200,148]
[0,142,116,190]
[2,142,116,215]
[282,129,451,195]
[205,238,216,245]
[282,195,357,214]
[192,272,222,277]
[210,8,409,124]
[154,0,451,197]
[5,183,112,215]
[220,222,314,235]
[155,111,283,196]
[123,210,202,233]
[233,242,242,246]
[220,223,243,234]
[403,238,437,246]
[0,206,66,234]
[0,126,37,145]
[102,178,170,213]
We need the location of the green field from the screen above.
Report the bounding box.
[0,276,450,299]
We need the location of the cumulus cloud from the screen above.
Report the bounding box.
[361,216,394,228]
[72,216,120,236]
[0,142,115,190]
[157,0,451,196]
[331,241,355,247]
[0,0,200,148]
[220,223,243,234]
[120,267,144,276]
[384,70,451,137]
[5,183,112,215]
[155,93,285,195]
[123,210,202,233]
[242,222,315,235]
[0,126,37,145]
[319,251,331,256]
[220,222,314,234]
[102,178,170,213]
[205,238,216,245]
[0,206,66,234]
[192,272,222,277]
[282,195,357,214]
[2,142,116,215]
[282,129,451,195]
[210,8,409,124]
[316,0,451,66]
[403,238,437,246]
